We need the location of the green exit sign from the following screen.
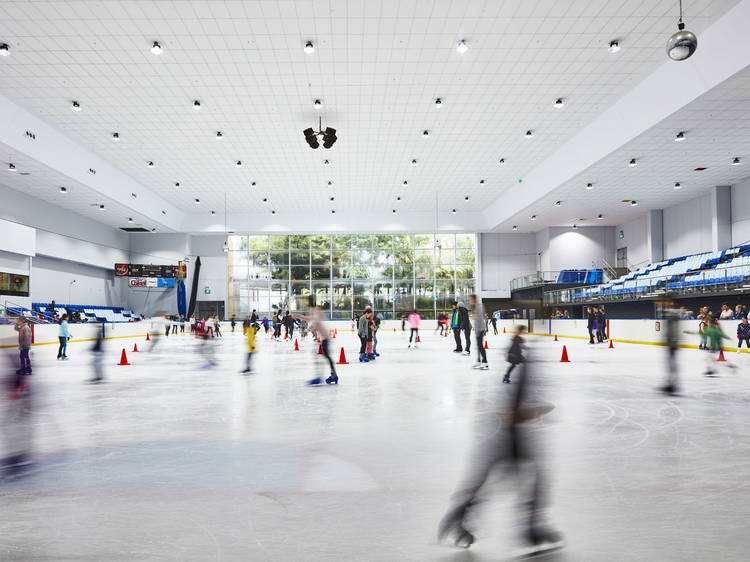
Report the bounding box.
[204,288,212,294]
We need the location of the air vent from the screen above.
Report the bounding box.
[120,227,150,232]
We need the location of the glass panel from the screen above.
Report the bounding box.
[269,235,289,250]
[229,235,247,251]
[374,235,393,249]
[456,248,475,264]
[415,263,432,279]
[290,250,309,265]
[456,234,475,248]
[351,264,369,279]
[418,309,435,320]
[351,234,372,249]
[332,250,351,265]
[414,234,433,249]
[393,234,413,249]
[290,281,311,312]
[332,265,351,279]
[435,249,454,266]
[311,266,331,280]
[291,265,310,280]
[354,294,374,311]
[289,235,310,250]
[435,280,456,309]
[435,234,455,250]
[435,265,455,280]
[269,251,288,267]
[413,250,433,265]
[373,280,393,310]
[271,266,289,280]
[251,252,268,267]
[270,282,289,312]
[455,280,475,302]
[395,280,413,311]
[332,281,352,317]
[311,250,330,265]
[333,235,352,249]
[310,235,331,250]
[352,249,374,264]
[394,264,413,278]
[312,281,331,311]
[229,250,250,268]
[415,279,434,309]
[395,250,413,265]
[455,265,474,279]
[248,235,269,250]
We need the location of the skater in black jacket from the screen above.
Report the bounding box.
[503,325,526,383]
[587,307,595,344]
[596,307,606,343]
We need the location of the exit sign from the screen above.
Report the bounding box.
[204,288,212,294]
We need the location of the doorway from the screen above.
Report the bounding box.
[616,247,628,268]
[196,300,225,320]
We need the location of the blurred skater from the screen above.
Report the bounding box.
[1,350,34,477]
[301,302,338,385]
[149,313,167,351]
[658,301,680,395]
[489,313,498,335]
[469,295,488,369]
[685,315,730,376]
[14,317,32,375]
[240,320,257,374]
[408,309,420,350]
[372,312,381,356]
[231,314,237,332]
[180,314,186,333]
[214,316,222,338]
[503,325,526,383]
[437,343,564,555]
[88,327,105,384]
[57,314,70,360]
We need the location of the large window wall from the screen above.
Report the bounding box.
[227,234,476,320]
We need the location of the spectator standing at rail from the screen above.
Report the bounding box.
[597,306,607,342]
[587,307,596,344]
[720,304,733,319]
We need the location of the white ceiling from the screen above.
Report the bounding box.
[499,65,750,231]
[0,0,741,228]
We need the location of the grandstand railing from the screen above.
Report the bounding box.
[4,300,56,323]
[543,262,750,306]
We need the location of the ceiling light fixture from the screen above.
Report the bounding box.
[216,131,223,139]
[499,158,505,165]
[262,198,268,203]
[554,98,564,108]
[304,41,315,54]
[629,158,637,167]
[112,132,120,141]
[71,101,81,112]
[59,186,67,193]
[150,41,163,55]
[392,209,396,214]
[435,97,442,107]
[304,117,337,149]
[251,181,256,186]
[194,198,200,204]
[161,210,166,215]
[464,196,470,201]
[597,214,604,220]
[403,180,408,185]
[608,40,620,53]
[667,0,698,61]
[411,159,418,166]
[479,179,485,184]
[422,130,429,138]
[572,224,578,229]
[330,196,334,201]
[8,163,16,172]
[331,210,335,214]
[0,43,10,56]
[675,131,686,142]
[451,209,456,214]
[631,200,639,206]
[304,127,319,149]
[456,39,468,54]
[525,130,533,138]
[512,225,518,231]
[147,161,154,167]
[586,182,594,190]
[223,240,228,253]
[732,157,741,166]
[674,182,682,189]
[151,228,156,232]
[324,159,330,166]
[530,215,537,220]
[128,217,134,223]
[271,210,276,215]
[210,210,215,215]
[193,100,201,110]
[174,182,180,189]
[322,127,337,149]
[314,99,322,109]
[235,160,242,167]
[554,201,562,207]
[397,196,401,201]
[99,204,105,211]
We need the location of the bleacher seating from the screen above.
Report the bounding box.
[28,303,143,322]
[556,269,603,284]
[577,246,750,299]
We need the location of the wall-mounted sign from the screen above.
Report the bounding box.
[129,278,175,288]
[204,287,212,295]
[115,263,187,278]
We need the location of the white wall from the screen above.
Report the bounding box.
[662,193,712,258]
[479,233,537,298]
[616,215,649,267]
[32,255,124,307]
[538,226,616,271]
[731,176,750,245]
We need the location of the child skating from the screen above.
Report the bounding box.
[240,320,257,374]
[503,325,526,383]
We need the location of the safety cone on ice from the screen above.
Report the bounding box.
[503,327,506,334]
[609,339,614,349]
[717,348,726,362]
[553,334,558,342]
[294,339,300,351]
[484,340,488,350]
[560,345,570,363]
[417,335,421,343]
[334,329,338,338]
[394,328,396,332]
[337,347,349,364]
[118,348,130,366]
[318,343,323,355]
[132,343,139,352]
[146,333,150,341]
[285,332,288,341]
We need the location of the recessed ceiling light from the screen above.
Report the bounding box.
[147,161,154,167]
[422,130,429,137]
[512,225,518,231]
[675,131,685,142]
[314,99,322,109]
[631,200,639,206]
[435,97,442,107]
[161,210,166,215]
[479,179,485,184]
[331,210,335,214]
[8,163,16,172]
[262,198,268,203]
[586,182,594,190]
[572,224,577,229]
[732,157,741,166]
[0,43,10,56]
[327,180,332,186]
[451,209,456,214]
[59,186,67,193]
[128,217,134,223]
[456,39,468,54]
[194,198,200,204]
[235,160,242,167]
[216,131,223,139]
[151,228,156,232]
[150,41,163,55]
[131,192,137,198]
[210,210,215,215]
[464,195,470,201]
[525,130,533,138]
[411,159,418,166]
[271,210,276,215]
[530,215,537,220]
[392,209,397,214]
[98,204,105,210]
[609,40,620,53]
[674,182,682,189]
[330,196,334,201]
[304,41,315,54]
[554,201,562,207]
[193,100,201,110]
[498,158,505,165]
[324,159,330,166]
[597,214,604,220]
[628,158,637,167]
[396,196,401,201]
[71,101,81,112]
[112,132,120,141]
[554,98,564,108]
[174,182,180,188]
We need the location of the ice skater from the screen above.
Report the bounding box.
[301,303,338,385]
[737,316,750,353]
[586,306,595,344]
[1,350,34,478]
[437,352,564,555]
[469,295,488,370]
[597,306,607,342]
[685,315,730,376]
[408,309,420,349]
[57,314,70,360]
[240,320,257,374]
[88,327,105,384]
[371,312,381,356]
[658,301,680,395]
[213,316,222,338]
[503,325,525,383]
[13,317,32,376]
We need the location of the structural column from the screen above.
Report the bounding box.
[710,185,732,252]
[646,210,664,263]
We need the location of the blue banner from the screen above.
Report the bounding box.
[177,278,187,316]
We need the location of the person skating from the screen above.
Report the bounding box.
[179,314,186,333]
[469,294,488,370]
[658,302,680,395]
[301,303,338,385]
[586,307,595,344]
[372,312,381,356]
[57,314,70,360]
[262,315,270,334]
[503,325,526,383]
[597,306,607,342]
[489,313,498,335]
[458,301,472,355]
[737,316,750,353]
[14,317,32,376]
[366,308,376,360]
[358,310,370,362]
[451,301,469,353]
[88,327,105,384]
[240,320,257,374]
[408,309,421,349]
[213,316,222,337]
[230,314,237,332]
[685,315,730,376]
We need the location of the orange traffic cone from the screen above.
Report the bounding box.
[484,340,488,350]
[146,332,150,341]
[337,346,349,364]
[609,339,614,349]
[294,339,300,351]
[560,345,570,363]
[132,343,139,352]
[717,348,726,362]
[334,329,338,337]
[318,343,323,355]
[417,335,421,343]
[118,348,130,366]
[394,328,396,332]
[503,327,506,334]
[284,332,288,340]
[553,334,558,342]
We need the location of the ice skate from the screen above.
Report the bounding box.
[515,522,565,558]
[325,374,339,385]
[307,377,323,386]
[479,364,489,370]
[437,509,475,549]
[503,374,511,383]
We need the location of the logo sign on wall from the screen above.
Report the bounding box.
[115,264,187,278]
[129,278,175,288]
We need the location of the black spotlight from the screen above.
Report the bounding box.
[322,127,337,149]
[304,127,319,149]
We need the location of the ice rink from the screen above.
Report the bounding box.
[2,324,749,561]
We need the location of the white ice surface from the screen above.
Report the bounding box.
[1,326,749,561]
